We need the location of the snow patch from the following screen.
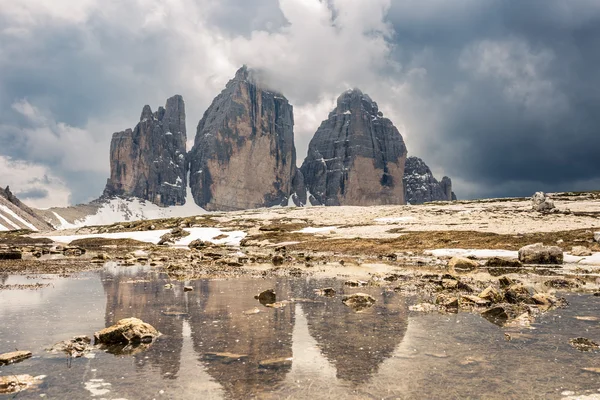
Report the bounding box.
[0,222,7,231]
[424,248,518,259]
[343,110,351,115]
[0,212,21,230]
[0,204,38,231]
[51,212,77,230]
[374,216,415,223]
[295,226,337,234]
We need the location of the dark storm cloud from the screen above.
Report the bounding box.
[15,187,49,200]
[385,0,600,198]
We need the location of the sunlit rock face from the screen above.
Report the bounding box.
[300,89,408,206]
[403,156,456,204]
[103,95,187,207]
[188,66,301,211]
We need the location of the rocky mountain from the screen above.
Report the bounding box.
[103,95,188,207]
[300,89,408,206]
[188,66,301,211]
[403,156,456,204]
[0,186,52,231]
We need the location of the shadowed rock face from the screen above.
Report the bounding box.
[403,156,456,204]
[300,89,408,206]
[188,66,299,211]
[104,95,187,207]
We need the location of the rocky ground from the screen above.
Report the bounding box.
[2,192,600,318]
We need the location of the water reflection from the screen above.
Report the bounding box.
[97,271,408,398]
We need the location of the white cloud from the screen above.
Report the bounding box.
[0,156,71,208]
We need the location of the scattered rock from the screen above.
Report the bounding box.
[189,239,209,250]
[481,304,530,326]
[183,286,193,292]
[448,256,479,274]
[0,374,43,394]
[63,246,86,256]
[94,318,160,345]
[461,295,490,307]
[518,243,563,264]
[0,350,32,365]
[344,280,367,287]
[504,284,534,304]
[544,278,580,289]
[569,337,599,352]
[571,246,593,257]
[314,287,336,297]
[258,357,293,369]
[485,257,523,275]
[436,294,459,310]
[255,289,276,305]
[48,336,92,358]
[479,286,503,303]
[498,276,515,289]
[532,192,555,212]
[342,293,376,312]
[0,250,22,260]
[271,255,285,266]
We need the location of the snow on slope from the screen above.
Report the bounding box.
[0,204,39,231]
[53,175,206,230]
[46,227,245,247]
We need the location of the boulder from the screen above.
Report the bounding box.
[189,239,209,249]
[271,255,285,266]
[518,243,563,264]
[0,350,32,365]
[479,286,503,303]
[571,246,593,257]
[448,256,479,274]
[300,89,408,206]
[531,192,555,212]
[504,284,535,304]
[94,318,159,345]
[342,293,376,312]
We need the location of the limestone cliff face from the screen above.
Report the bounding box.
[103,95,187,207]
[403,156,456,204]
[300,89,408,206]
[188,66,298,211]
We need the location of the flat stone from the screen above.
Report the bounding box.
[258,357,293,369]
[0,350,32,365]
[518,243,563,264]
[448,256,479,274]
[461,295,490,306]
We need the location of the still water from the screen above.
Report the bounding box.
[1,265,600,399]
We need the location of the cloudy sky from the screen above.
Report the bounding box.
[1,0,599,208]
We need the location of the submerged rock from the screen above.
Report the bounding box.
[0,350,32,365]
[342,293,376,312]
[255,289,276,305]
[344,280,367,287]
[570,337,599,352]
[0,374,43,394]
[485,257,523,276]
[258,357,293,369]
[94,318,159,345]
[518,243,563,264]
[480,303,531,327]
[48,336,92,358]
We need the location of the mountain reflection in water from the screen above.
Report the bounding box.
[99,271,408,398]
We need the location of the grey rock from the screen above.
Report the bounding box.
[104,95,187,207]
[518,243,563,264]
[300,89,407,206]
[532,192,555,212]
[188,66,299,211]
[403,157,454,204]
